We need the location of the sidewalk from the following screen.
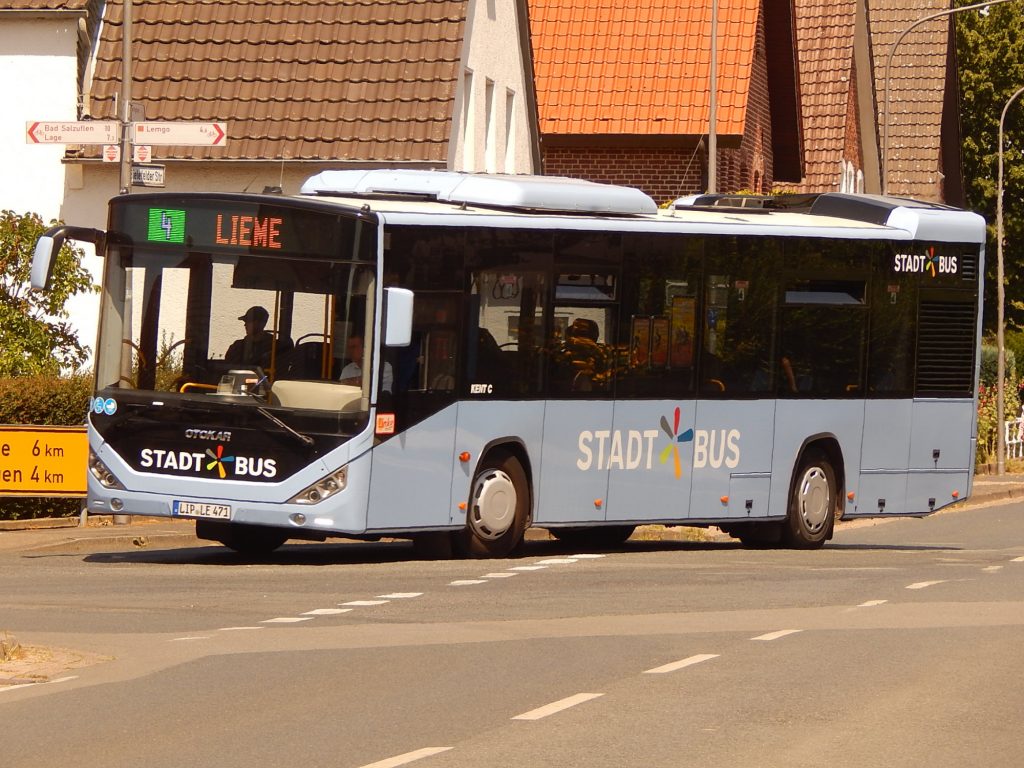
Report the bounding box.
[2,473,1023,555]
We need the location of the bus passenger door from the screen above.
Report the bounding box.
[538,401,613,524]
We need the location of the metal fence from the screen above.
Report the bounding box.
[1006,418,1024,460]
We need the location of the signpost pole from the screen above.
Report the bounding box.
[118,0,133,194]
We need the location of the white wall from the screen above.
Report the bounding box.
[455,0,537,174]
[0,17,79,218]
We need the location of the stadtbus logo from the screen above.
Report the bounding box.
[205,444,235,479]
[659,406,694,479]
[139,444,278,479]
[893,246,957,276]
[575,406,740,476]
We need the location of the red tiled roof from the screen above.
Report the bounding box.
[529,0,760,137]
[0,1,90,9]
[776,0,858,190]
[869,0,950,199]
[87,0,468,163]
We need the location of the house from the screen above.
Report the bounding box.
[0,0,101,218]
[528,0,804,203]
[777,0,963,202]
[10,0,542,360]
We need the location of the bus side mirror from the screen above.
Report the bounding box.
[383,287,414,347]
[31,225,105,291]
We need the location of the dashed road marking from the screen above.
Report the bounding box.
[752,629,803,642]
[302,608,353,616]
[356,747,453,768]
[536,558,579,565]
[449,580,487,586]
[218,626,265,631]
[261,617,315,624]
[512,692,604,721]
[509,565,547,571]
[1012,556,1024,563]
[378,593,423,599]
[644,654,719,674]
[169,636,210,642]
[906,580,946,590]
[340,600,391,607]
[982,566,1004,573]
[857,599,888,607]
[483,572,518,578]
[568,554,605,559]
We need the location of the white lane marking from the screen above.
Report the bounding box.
[356,746,453,768]
[449,580,487,586]
[513,692,604,721]
[509,565,547,571]
[0,676,78,694]
[644,653,719,674]
[483,572,518,578]
[982,566,1004,573]
[170,636,210,642]
[378,593,423,599]
[218,626,265,631]
[302,608,353,616]
[906,580,946,590]
[261,617,315,624]
[858,600,888,607]
[536,558,579,565]
[568,554,605,559]
[340,600,391,607]
[752,629,803,642]
[1012,556,1024,563]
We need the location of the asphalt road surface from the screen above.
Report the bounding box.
[2,500,1023,768]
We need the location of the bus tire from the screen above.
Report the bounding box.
[784,451,836,549]
[196,520,288,556]
[549,525,635,548]
[455,453,529,558]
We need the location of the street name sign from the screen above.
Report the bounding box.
[26,120,119,145]
[132,164,166,187]
[133,121,227,146]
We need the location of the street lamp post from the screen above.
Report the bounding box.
[881,0,1019,196]
[996,85,1024,475]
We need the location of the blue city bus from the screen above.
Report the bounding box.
[32,170,986,556]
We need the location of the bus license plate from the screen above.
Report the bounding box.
[173,500,231,519]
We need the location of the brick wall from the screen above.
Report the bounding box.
[541,7,775,201]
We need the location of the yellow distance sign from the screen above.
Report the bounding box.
[0,425,87,497]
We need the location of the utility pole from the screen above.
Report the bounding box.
[118,0,132,194]
[707,0,718,194]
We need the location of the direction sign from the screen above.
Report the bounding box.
[133,122,227,146]
[131,164,166,187]
[26,120,119,145]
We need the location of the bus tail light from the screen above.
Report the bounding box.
[89,450,125,490]
[288,466,348,505]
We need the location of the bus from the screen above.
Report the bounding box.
[32,170,985,556]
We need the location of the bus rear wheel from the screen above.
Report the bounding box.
[784,451,836,549]
[455,453,529,558]
[196,520,288,556]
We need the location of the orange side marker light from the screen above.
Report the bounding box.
[458,452,471,463]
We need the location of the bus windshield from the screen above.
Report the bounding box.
[94,197,378,430]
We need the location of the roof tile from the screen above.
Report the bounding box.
[530,0,760,137]
[87,0,467,162]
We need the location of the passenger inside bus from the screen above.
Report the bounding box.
[224,305,292,370]
[339,335,393,392]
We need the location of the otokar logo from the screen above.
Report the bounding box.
[893,246,957,277]
[576,407,740,477]
[139,445,277,479]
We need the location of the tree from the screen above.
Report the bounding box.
[0,210,95,376]
[956,2,1024,331]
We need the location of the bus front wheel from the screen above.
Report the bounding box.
[456,453,529,558]
[784,451,837,549]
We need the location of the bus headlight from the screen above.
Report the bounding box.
[89,450,125,490]
[288,466,348,505]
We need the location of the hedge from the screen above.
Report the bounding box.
[0,374,91,520]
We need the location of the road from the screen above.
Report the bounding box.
[2,501,1023,768]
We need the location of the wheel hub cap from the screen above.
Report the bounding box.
[798,467,830,533]
[470,469,516,539]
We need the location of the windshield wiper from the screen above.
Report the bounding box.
[254,404,315,447]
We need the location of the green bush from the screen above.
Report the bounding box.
[980,342,1017,387]
[0,373,91,520]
